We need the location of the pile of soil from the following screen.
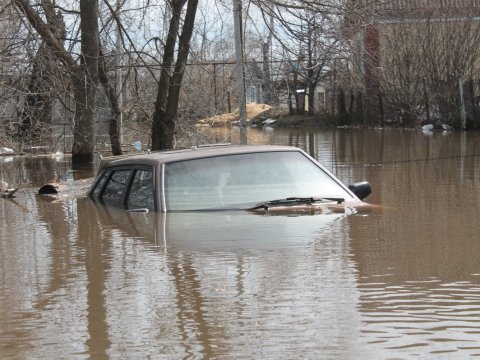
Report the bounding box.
[196,103,338,128]
[196,103,277,127]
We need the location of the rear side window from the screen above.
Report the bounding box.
[127,169,155,210]
[101,169,132,204]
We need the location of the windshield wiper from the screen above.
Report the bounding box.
[249,197,344,210]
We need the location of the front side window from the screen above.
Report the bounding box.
[127,169,155,210]
[164,151,352,211]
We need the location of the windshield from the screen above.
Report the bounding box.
[164,151,353,211]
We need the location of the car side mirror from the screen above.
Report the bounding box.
[348,181,372,200]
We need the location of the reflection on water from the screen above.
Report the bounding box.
[1,128,480,358]
[0,154,94,189]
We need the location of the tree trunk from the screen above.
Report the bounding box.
[151,0,187,151]
[14,0,100,166]
[288,91,294,115]
[356,90,364,124]
[72,0,99,165]
[292,70,303,114]
[348,89,354,125]
[98,49,123,156]
[308,75,315,115]
[337,88,348,125]
[20,43,55,141]
[18,2,65,144]
[163,0,199,146]
[263,42,273,105]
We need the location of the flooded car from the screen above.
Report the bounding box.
[88,144,372,213]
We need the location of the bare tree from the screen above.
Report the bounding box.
[13,0,100,165]
[98,47,123,155]
[18,1,65,143]
[71,0,99,164]
[151,0,199,150]
[253,0,343,115]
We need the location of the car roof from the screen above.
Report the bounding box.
[101,144,302,170]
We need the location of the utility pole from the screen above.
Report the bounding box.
[213,63,218,112]
[263,13,273,105]
[115,0,123,144]
[233,0,247,144]
[459,78,466,129]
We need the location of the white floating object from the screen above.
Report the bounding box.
[421,124,434,131]
[263,118,277,125]
[0,147,14,155]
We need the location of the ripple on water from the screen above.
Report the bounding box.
[358,278,480,357]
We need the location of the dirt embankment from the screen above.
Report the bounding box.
[196,103,337,128]
[196,103,280,127]
[197,103,273,126]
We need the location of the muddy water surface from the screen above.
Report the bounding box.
[1,128,480,358]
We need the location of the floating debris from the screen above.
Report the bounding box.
[1,189,18,198]
[0,147,15,155]
[37,180,92,200]
[421,124,434,131]
[38,184,59,196]
[51,151,64,158]
[1,182,18,198]
[263,118,277,125]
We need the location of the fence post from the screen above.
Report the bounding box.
[349,89,354,125]
[378,92,385,127]
[423,78,431,124]
[469,79,477,127]
[356,90,364,124]
[459,78,466,129]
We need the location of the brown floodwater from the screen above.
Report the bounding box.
[1,127,480,358]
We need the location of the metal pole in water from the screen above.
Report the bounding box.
[233,0,247,144]
[459,78,466,129]
[116,0,124,145]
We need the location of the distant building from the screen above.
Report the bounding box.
[245,60,264,104]
[344,0,480,125]
[346,0,480,85]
